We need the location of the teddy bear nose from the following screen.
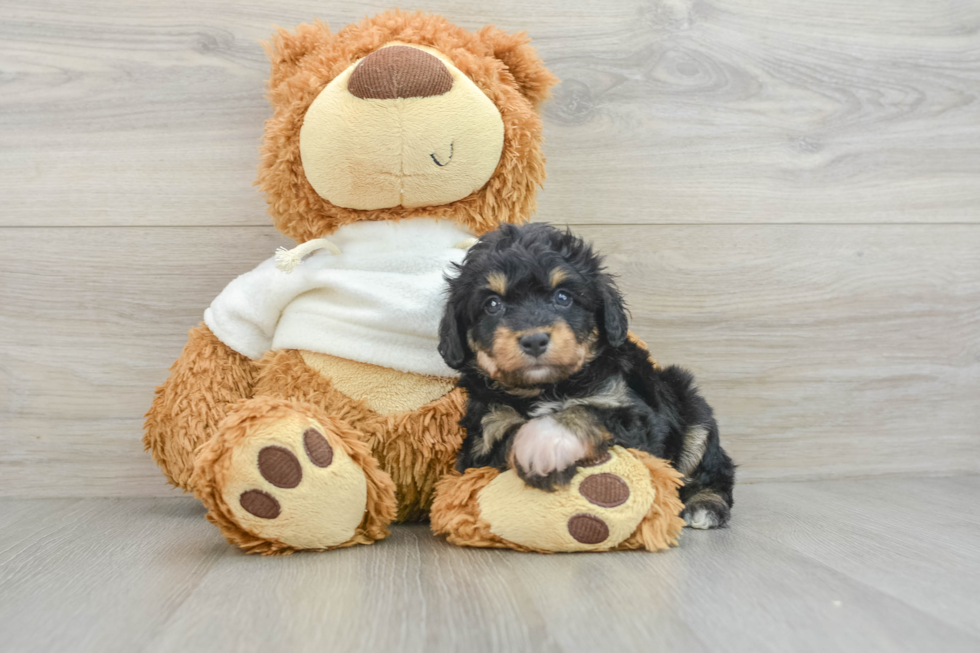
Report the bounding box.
[519,332,551,358]
[348,45,453,99]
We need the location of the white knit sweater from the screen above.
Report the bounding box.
[204,218,472,378]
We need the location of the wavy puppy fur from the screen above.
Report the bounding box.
[439,223,736,527]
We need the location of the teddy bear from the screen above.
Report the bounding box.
[144,10,685,555]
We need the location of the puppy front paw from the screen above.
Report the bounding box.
[511,416,587,491]
[515,463,579,492]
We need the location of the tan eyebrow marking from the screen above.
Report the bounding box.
[486,272,508,295]
[549,268,568,288]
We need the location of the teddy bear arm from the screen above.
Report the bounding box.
[144,322,257,491]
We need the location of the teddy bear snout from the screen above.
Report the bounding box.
[348,45,453,100]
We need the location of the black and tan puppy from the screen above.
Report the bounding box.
[438,223,735,528]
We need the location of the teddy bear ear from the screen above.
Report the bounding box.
[478,26,559,109]
[262,21,332,89]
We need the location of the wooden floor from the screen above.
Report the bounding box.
[2,475,978,653]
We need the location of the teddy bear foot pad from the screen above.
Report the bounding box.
[431,446,685,553]
[218,412,369,550]
[190,397,399,554]
[477,447,656,551]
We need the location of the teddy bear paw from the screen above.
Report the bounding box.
[219,416,369,550]
[477,446,658,552]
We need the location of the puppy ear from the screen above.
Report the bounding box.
[599,274,629,348]
[438,305,469,370]
[478,26,559,109]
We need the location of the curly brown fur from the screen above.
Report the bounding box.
[145,12,558,554]
[143,323,256,490]
[257,10,558,242]
[439,223,735,528]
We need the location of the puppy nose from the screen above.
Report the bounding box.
[519,332,551,358]
[348,45,453,100]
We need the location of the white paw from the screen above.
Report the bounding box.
[684,507,720,530]
[512,416,587,476]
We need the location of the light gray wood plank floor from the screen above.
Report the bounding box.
[2,476,978,653]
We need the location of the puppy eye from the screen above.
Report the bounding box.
[553,290,573,307]
[484,295,504,315]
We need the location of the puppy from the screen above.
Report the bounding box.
[438,223,735,529]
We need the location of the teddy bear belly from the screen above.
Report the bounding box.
[300,351,456,415]
[296,351,464,521]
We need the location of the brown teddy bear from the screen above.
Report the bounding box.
[144,10,685,555]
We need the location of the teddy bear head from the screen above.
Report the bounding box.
[256,11,558,243]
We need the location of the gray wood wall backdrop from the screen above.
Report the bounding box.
[1,0,978,497]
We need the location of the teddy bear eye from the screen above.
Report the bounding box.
[553,290,573,307]
[484,296,503,315]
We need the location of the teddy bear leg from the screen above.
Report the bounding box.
[144,323,257,491]
[191,396,396,555]
[430,447,685,553]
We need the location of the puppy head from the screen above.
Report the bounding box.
[439,223,629,387]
